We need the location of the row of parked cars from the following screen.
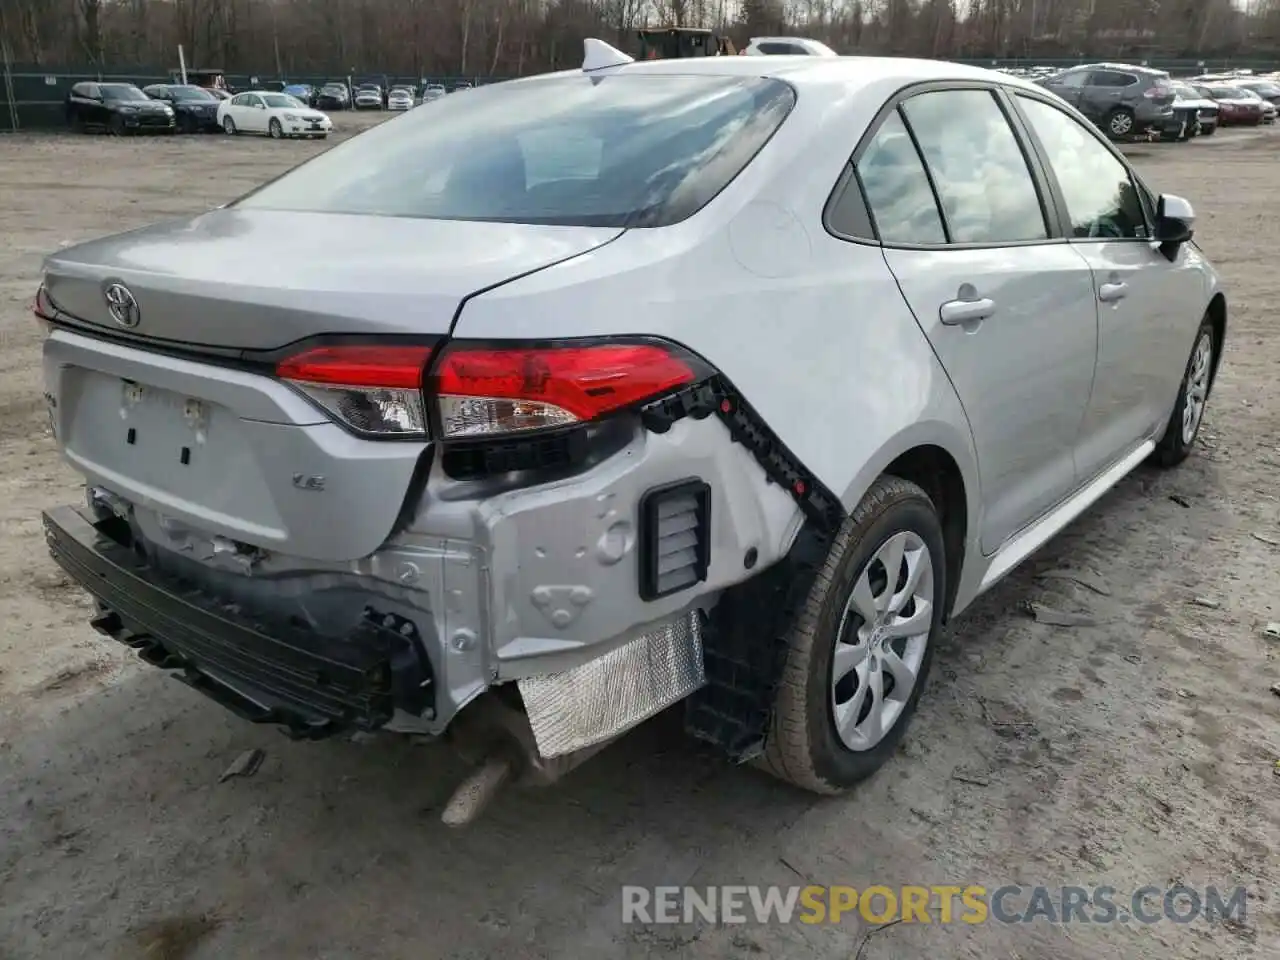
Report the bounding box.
[1001,63,1280,142]
[64,81,336,137]
[63,75,479,138]
[282,80,472,111]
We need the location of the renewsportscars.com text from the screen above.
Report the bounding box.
[621,884,1248,926]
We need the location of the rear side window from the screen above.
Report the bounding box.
[1090,71,1137,87]
[235,75,797,228]
[902,90,1048,244]
[855,111,945,245]
[757,42,806,55]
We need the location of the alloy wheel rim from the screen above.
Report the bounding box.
[1112,113,1133,134]
[831,530,934,752]
[1181,331,1213,445]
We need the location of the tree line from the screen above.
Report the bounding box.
[3,0,1279,77]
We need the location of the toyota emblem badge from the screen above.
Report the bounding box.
[103,282,140,328]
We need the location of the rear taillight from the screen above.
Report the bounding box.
[430,340,707,439]
[274,338,709,443]
[33,284,55,322]
[275,343,433,438]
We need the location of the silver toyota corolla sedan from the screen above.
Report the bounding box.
[34,42,1224,818]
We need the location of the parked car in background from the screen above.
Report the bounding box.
[388,86,415,111]
[35,50,1224,813]
[1168,82,1218,137]
[65,82,175,135]
[1233,86,1277,124]
[353,83,384,110]
[1230,77,1280,106]
[316,83,350,110]
[1037,63,1175,139]
[218,91,332,139]
[142,84,222,133]
[419,83,447,103]
[1191,84,1264,126]
[741,36,838,55]
[450,81,473,92]
[284,84,318,107]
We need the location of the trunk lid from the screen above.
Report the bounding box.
[42,211,621,562]
[42,209,622,350]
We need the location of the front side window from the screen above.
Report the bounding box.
[1055,71,1088,89]
[235,74,797,228]
[902,89,1047,244]
[855,111,945,245]
[1017,96,1147,240]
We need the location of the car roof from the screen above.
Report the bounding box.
[550,54,1043,95]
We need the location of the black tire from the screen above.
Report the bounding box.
[269,118,283,139]
[760,475,945,794]
[1202,124,1217,137]
[1104,107,1136,140]
[1151,318,1216,469]
[223,116,237,135]
[109,114,126,137]
[69,112,84,133]
[179,114,196,134]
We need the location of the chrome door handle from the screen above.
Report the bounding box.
[1098,281,1128,302]
[939,297,996,325]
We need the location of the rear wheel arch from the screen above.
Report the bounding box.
[838,430,977,621]
[1205,293,1227,386]
[883,446,968,621]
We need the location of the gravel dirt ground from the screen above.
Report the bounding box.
[0,113,1277,960]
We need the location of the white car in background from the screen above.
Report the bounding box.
[741,36,838,56]
[388,86,415,111]
[218,91,332,139]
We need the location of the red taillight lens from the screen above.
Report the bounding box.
[275,343,433,438]
[33,284,55,322]
[431,341,702,439]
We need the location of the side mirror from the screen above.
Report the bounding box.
[1155,193,1195,250]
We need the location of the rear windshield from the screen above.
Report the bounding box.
[234,74,797,228]
[263,94,304,108]
[1207,87,1242,98]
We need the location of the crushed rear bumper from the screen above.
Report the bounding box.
[43,505,435,739]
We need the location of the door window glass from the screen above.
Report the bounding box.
[1054,71,1088,89]
[855,111,945,244]
[902,89,1048,243]
[1089,71,1137,88]
[1017,96,1148,240]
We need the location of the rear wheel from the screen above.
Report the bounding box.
[269,118,283,139]
[1202,123,1217,136]
[223,116,237,135]
[1151,318,1215,468]
[1105,107,1136,139]
[108,114,126,136]
[760,476,945,794]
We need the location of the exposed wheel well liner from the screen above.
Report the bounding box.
[1205,293,1227,386]
[884,445,967,620]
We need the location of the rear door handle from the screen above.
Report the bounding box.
[1098,281,1128,303]
[939,297,996,325]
